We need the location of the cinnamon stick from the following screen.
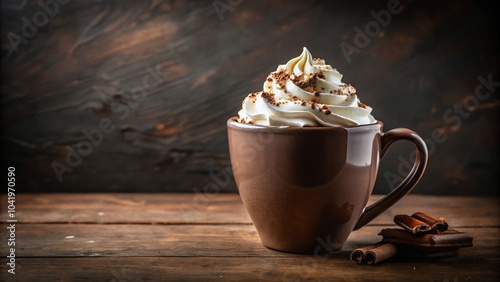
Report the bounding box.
[411,212,449,232]
[394,214,431,234]
[350,242,398,265]
[365,243,398,265]
[350,242,384,264]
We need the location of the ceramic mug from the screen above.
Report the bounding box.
[227,117,428,254]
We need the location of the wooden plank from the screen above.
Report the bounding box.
[1,194,499,227]
[0,193,252,224]
[0,224,497,258]
[1,257,498,282]
[1,1,499,195]
[0,194,497,281]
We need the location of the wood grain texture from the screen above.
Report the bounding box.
[0,194,498,281]
[1,257,498,282]
[0,193,252,224]
[0,224,497,258]
[1,0,499,194]
[1,194,499,227]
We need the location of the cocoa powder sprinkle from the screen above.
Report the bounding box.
[293,73,317,89]
[261,91,283,107]
[271,70,290,90]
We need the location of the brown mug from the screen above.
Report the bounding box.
[227,117,428,254]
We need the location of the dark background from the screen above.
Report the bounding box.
[1,0,498,194]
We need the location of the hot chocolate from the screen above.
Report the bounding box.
[228,48,428,254]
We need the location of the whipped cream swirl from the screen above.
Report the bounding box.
[238,47,376,127]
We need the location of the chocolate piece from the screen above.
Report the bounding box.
[411,212,449,232]
[397,246,459,259]
[394,214,431,234]
[379,229,473,251]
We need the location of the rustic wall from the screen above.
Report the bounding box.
[1,0,498,194]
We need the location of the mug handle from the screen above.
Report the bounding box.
[353,128,428,230]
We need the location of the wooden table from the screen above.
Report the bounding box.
[1,194,499,281]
